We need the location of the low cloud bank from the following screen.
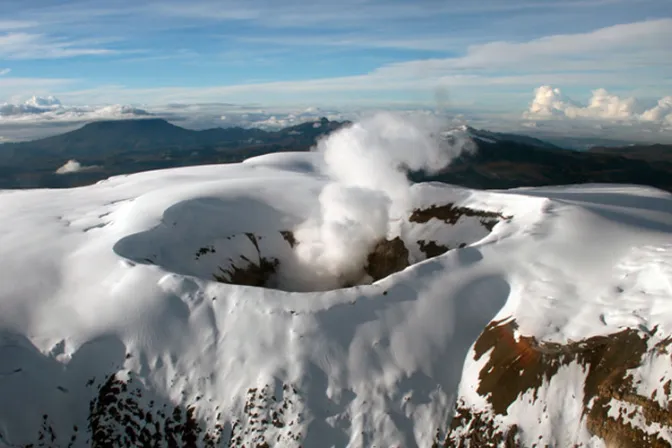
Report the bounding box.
[163,104,353,130]
[0,96,152,122]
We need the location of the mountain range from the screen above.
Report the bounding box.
[0,118,344,159]
[0,118,348,188]
[1,118,671,192]
[424,126,672,193]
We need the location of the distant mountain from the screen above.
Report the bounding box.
[589,143,672,162]
[417,126,672,193]
[0,118,345,166]
[2,119,672,193]
[457,125,562,151]
[0,118,349,188]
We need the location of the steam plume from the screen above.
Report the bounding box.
[286,112,474,290]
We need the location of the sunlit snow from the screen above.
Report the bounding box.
[0,114,671,446]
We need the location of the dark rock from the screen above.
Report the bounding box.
[365,237,410,281]
[418,240,450,258]
[410,203,509,231]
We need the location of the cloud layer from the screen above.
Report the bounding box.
[525,86,672,127]
[2,15,671,108]
[0,32,119,60]
[0,96,151,122]
[148,103,358,130]
[641,97,672,126]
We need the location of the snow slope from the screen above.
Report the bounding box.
[1,155,672,444]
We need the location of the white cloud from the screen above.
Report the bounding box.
[0,77,76,105]
[0,32,119,60]
[375,19,672,77]
[0,20,36,31]
[155,104,354,130]
[25,95,62,109]
[525,86,575,117]
[154,1,454,28]
[524,85,672,127]
[1,96,61,116]
[153,0,641,29]
[0,77,74,92]
[525,86,637,119]
[570,88,636,119]
[0,69,10,76]
[235,16,672,59]
[641,97,672,126]
[32,18,669,108]
[53,71,656,111]
[55,159,97,174]
[235,107,349,129]
[56,160,83,174]
[235,34,468,52]
[0,95,152,123]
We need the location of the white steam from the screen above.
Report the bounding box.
[286,112,474,290]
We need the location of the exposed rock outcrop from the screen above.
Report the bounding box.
[442,318,672,447]
[365,237,410,282]
[410,203,511,231]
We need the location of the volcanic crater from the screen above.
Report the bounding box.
[114,196,511,292]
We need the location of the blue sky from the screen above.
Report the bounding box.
[0,0,671,110]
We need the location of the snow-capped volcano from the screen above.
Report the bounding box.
[1,114,671,447]
[442,124,562,150]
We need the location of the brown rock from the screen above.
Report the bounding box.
[365,237,410,281]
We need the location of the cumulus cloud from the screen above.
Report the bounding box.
[641,97,672,126]
[525,86,575,117]
[0,95,152,122]
[25,95,61,108]
[55,159,97,174]
[524,86,672,127]
[0,68,10,76]
[0,96,62,116]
